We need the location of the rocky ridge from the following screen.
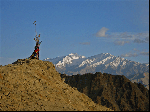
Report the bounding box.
[0,59,113,111]
[61,73,149,111]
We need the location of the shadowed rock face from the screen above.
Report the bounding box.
[61,72,149,111]
[0,59,113,111]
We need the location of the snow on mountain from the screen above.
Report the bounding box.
[43,53,86,68]
[43,53,149,76]
[43,53,149,89]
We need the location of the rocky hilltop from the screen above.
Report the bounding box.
[0,59,113,111]
[61,73,149,111]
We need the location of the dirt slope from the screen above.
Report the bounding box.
[0,59,113,111]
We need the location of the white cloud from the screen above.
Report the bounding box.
[120,49,149,58]
[119,32,133,39]
[145,36,149,42]
[103,31,149,45]
[120,52,138,57]
[107,32,136,41]
[114,40,130,46]
[140,51,149,56]
[133,48,140,52]
[133,39,146,43]
[95,28,149,46]
[96,27,109,37]
[79,42,90,45]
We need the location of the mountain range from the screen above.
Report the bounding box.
[1,59,149,111]
[43,53,149,89]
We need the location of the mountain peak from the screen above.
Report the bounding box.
[43,52,149,76]
[68,53,77,56]
[43,53,149,89]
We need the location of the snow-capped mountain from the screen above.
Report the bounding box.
[43,53,149,89]
[43,53,86,67]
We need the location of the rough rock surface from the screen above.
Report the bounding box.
[0,59,113,111]
[62,72,149,111]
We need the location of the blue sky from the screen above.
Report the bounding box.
[0,0,149,66]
